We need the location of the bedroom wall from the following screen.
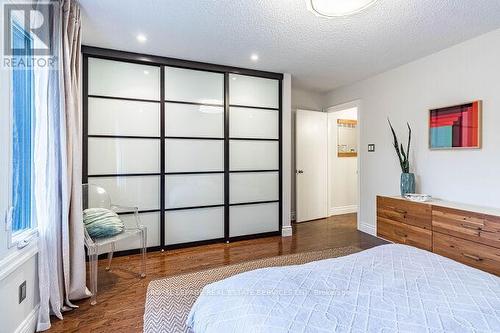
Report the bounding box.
[323,27,500,235]
[282,74,293,236]
[291,87,324,219]
[0,21,39,332]
[0,256,39,333]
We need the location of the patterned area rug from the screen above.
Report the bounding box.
[143,246,361,333]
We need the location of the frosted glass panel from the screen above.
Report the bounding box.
[230,202,279,237]
[165,67,223,104]
[165,207,224,245]
[88,58,159,100]
[87,175,160,211]
[230,107,278,139]
[113,212,160,251]
[229,74,279,108]
[165,103,223,138]
[166,139,223,172]
[230,172,279,204]
[88,138,159,175]
[166,174,224,208]
[88,97,160,137]
[230,140,278,171]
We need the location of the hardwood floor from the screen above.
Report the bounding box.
[47,214,387,333]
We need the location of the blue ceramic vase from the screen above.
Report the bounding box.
[400,173,415,197]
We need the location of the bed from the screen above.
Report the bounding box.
[186,244,500,332]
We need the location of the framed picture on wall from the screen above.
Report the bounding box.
[429,100,482,150]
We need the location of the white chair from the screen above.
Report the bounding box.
[82,183,147,305]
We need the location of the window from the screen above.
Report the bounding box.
[11,21,34,234]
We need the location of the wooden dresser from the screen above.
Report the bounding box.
[377,195,500,276]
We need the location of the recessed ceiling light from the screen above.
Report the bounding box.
[306,0,378,17]
[136,34,147,43]
[250,53,259,61]
[143,70,149,75]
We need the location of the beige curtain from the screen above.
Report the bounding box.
[37,0,89,330]
[60,0,88,303]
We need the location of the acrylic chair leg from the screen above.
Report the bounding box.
[90,250,98,305]
[106,243,115,271]
[140,228,147,278]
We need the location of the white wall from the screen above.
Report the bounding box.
[290,87,323,218]
[327,107,358,215]
[0,75,39,332]
[282,74,292,236]
[0,2,40,330]
[0,255,39,333]
[323,27,500,235]
[0,80,39,332]
[291,88,324,111]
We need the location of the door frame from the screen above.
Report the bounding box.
[325,100,363,233]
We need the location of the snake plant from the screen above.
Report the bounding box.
[388,119,411,173]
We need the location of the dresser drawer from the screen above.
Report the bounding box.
[377,196,432,229]
[432,206,500,248]
[377,217,432,251]
[433,232,500,276]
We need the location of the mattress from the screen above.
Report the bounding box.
[186,244,500,332]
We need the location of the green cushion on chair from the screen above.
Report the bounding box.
[83,208,125,239]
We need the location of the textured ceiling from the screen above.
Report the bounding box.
[80,0,500,93]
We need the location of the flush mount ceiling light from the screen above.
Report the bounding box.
[306,0,378,17]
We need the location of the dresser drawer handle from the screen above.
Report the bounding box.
[394,230,408,238]
[461,223,482,231]
[462,253,483,261]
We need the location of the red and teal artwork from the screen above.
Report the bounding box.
[429,101,482,149]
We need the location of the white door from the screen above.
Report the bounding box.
[296,110,328,222]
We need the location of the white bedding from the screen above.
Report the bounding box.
[186,244,500,332]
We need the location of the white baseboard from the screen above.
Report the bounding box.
[329,205,357,216]
[15,304,39,333]
[358,221,376,236]
[281,225,293,237]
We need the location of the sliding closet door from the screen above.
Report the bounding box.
[86,57,161,251]
[228,74,281,237]
[84,47,282,253]
[164,67,225,246]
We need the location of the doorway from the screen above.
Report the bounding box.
[295,102,359,224]
[327,105,358,216]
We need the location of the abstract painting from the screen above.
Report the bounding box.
[429,101,482,149]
